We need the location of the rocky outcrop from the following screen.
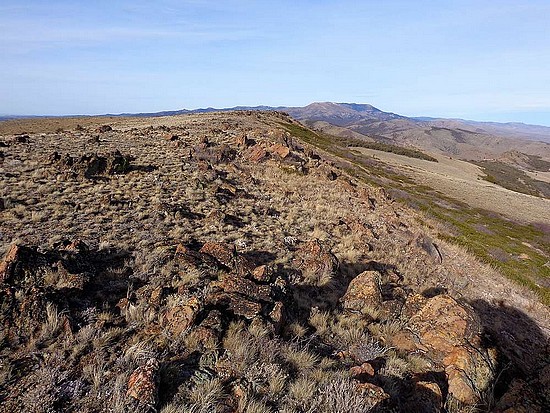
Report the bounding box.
[394,294,496,404]
[50,149,134,179]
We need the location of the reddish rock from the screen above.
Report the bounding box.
[244,145,268,163]
[269,301,285,332]
[235,134,254,147]
[407,294,495,405]
[252,265,271,282]
[206,291,262,319]
[0,244,41,285]
[64,239,89,252]
[211,273,272,302]
[127,358,159,409]
[405,380,443,413]
[200,242,235,268]
[149,286,164,307]
[340,271,382,312]
[390,330,418,352]
[270,143,290,158]
[293,240,339,281]
[402,293,428,318]
[174,243,205,266]
[0,244,24,283]
[350,362,375,381]
[163,296,201,336]
[354,381,389,405]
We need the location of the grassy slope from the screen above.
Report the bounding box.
[281,121,550,305]
[473,160,550,198]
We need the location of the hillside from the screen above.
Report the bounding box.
[0,112,549,412]
[285,103,550,161]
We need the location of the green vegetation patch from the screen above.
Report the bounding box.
[524,154,550,172]
[345,139,438,162]
[473,160,550,198]
[278,121,438,162]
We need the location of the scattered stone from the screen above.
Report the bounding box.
[211,274,272,302]
[350,362,375,381]
[354,381,390,405]
[192,142,234,164]
[252,265,271,282]
[270,143,290,158]
[163,296,201,336]
[206,291,262,319]
[405,380,444,413]
[14,135,30,143]
[269,301,285,332]
[52,150,134,179]
[200,241,235,268]
[164,134,179,141]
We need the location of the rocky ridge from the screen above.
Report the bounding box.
[0,111,548,412]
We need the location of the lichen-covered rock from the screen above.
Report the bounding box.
[340,270,382,312]
[270,143,290,159]
[293,240,339,281]
[200,241,236,268]
[244,144,268,163]
[163,296,201,336]
[127,358,160,410]
[211,274,272,302]
[0,244,47,286]
[407,294,496,404]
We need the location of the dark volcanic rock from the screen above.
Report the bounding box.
[51,149,134,179]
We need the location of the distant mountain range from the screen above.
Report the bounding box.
[3,102,550,160]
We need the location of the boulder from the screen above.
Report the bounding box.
[200,242,235,268]
[206,291,262,319]
[493,378,544,413]
[252,265,272,282]
[350,362,375,381]
[52,150,134,179]
[191,143,233,164]
[211,273,272,302]
[97,125,112,133]
[340,271,382,312]
[0,244,46,286]
[269,143,290,159]
[244,145,268,163]
[407,294,495,405]
[126,358,160,410]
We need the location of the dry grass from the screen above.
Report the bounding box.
[1,111,549,412]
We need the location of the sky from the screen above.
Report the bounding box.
[2,0,550,126]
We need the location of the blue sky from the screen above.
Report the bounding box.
[2,1,550,125]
